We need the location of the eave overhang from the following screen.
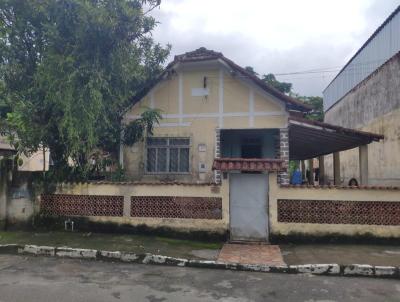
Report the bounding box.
[289,117,384,160]
[212,158,287,172]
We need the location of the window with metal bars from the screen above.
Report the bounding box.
[146,137,190,173]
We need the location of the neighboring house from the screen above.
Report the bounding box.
[0,136,49,171]
[121,47,310,185]
[323,5,400,186]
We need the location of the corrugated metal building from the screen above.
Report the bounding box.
[322,4,400,186]
[323,5,400,112]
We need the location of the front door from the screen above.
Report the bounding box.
[229,173,269,242]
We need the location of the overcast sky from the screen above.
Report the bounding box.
[150,0,399,96]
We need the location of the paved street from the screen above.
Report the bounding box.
[0,255,400,302]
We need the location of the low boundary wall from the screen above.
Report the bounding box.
[269,173,400,238]
[40,181,228,235]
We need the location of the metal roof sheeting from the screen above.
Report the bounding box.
[323,5,400,111]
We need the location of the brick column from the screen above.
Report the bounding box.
[359,145,368,185]
[214,128,221,184]
[333,152,341,185]
[278,128,289,185]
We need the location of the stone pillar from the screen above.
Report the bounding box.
[301,160,306,182]
[0,160,9,230]
[359,145,368,185]
[279,128,289,185]
[333,152,341,185]
[318,155,325,185]
[123,196,131,217]
[119,128,124,168]
[214,128,221,184]
[308,158,314,185]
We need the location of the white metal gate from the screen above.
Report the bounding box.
[229,173,269,242]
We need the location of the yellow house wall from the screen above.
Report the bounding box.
[123,66,288,182]
[53,181,229,234]
[268,172,400,238]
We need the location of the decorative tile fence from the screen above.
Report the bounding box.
[41,194,124,217]
[41,194,223,220]
[131,196,222,219]
[277,199,400,226]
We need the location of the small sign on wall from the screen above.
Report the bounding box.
[198,144,207,152]
[198,162,207,172]
[192,88,209,97]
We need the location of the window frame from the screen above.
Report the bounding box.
[145,137,191,174]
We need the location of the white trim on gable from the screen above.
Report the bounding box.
[249,88,255,127]
[219,69,224,128]
[156,122,191,128]
[178,72,183,124]
[150,90,155,109]
[126,111,286,120]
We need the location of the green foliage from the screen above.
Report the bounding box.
[245,66,324,120]
[300,96,324,121]
[110,164,125,182]
[0,0,170,180]
[261,73,292,94]
[244,66,258,76]
[123,107,162,146]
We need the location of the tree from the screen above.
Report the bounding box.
[243,66,324,121]
[261,73,292,94]
[0,0,170,180]
[244,66,258,76]
[300,96,324,121]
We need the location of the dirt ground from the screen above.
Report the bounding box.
[281,243,400,266]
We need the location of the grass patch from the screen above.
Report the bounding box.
[0,231,222,259]
[156,237,223,250]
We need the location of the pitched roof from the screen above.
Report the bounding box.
[127,47,312,113]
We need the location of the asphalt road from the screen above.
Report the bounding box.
[0,255,400,302]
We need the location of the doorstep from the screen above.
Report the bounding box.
[217,243,286,266]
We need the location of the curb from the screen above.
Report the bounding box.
[1,244,399,279]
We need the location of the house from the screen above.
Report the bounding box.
[121,47,310,186]
[0,136,50,171]
[323,5,400,186]
[112,47,392,242]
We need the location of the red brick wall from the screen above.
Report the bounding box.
[131,196,222,219]
[41,194,124,217]
[278,199,400,225]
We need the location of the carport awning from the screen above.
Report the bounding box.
[289,117,384,160]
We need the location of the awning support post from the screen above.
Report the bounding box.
[333,152,340,185]
[318,155,325,185]
[359,144,368,185]
[308,158,314,185]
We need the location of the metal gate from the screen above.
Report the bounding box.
[229,173,269,242]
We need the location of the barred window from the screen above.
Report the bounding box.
[146,138,190,173]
